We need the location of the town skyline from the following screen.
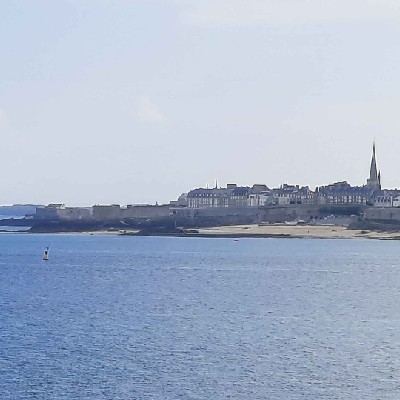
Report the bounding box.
[0,142,392,209]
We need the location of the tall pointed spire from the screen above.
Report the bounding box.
[367,141,381,190]
[369,141,378,181]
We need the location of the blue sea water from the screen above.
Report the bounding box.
[1,234,400,399]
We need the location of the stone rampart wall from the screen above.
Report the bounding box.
[58,208,91,220]
[259,205,364,223]
[174,206,260,219]
[92,205,121,221]
[365,207,400,222]
[122,205,171,219]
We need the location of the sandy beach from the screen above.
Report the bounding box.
[2,225,400,240]
[197,224,400,240]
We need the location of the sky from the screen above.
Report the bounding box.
[1,0,400,206]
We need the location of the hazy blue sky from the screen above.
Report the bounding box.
[1,0,400,206]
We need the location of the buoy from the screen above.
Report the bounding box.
[43,247,49,261]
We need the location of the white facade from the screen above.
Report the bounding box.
[393,196,400,207]
[248,193,274,207]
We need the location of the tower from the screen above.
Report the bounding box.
[366,142,381,190]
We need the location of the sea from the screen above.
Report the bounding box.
[1,234,400,400]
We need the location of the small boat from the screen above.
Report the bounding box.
[43,247,49,261]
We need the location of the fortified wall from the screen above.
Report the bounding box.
[33,203,366,225]
[92,204,172,221]
[173,206,259,218]
[92,205,121,221]
[365,207,400,222]
[172,204,364,224]
[122,205,171,219]
[259,204,364,223]
[35,206,91,220]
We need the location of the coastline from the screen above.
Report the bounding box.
[196,224,400,240]
[2,224,400,240]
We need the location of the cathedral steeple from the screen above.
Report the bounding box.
[367,141,381,190]
[370,142,378,180]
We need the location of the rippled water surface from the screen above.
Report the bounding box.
[1,234,400,399]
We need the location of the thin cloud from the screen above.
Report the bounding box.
[136,95,166,124]
[175,0,400,27]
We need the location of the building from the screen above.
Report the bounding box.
[317,182,373,205]
[393,196,400,207]
[271,184,314,205]
[184,142,385,211]
[187,184,270,208]
[187,187,232,208]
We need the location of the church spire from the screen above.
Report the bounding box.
[369,142,378,181]
[367,141,380,190]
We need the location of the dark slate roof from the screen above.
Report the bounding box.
[231,187,250,196]
[188,188,231,197]
[319,186,374,196]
